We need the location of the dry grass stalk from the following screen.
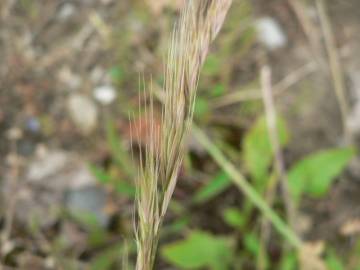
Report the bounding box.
[259,66,297,269]
[211,61,317,109]
[316,0,350,141]
[260,65,296,229]
[134,1,232,269]
[287,0,323,68]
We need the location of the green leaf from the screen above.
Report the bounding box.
[114,180,136,198]
[193,171,231,204]
[109,66,124,83]
[243,233,261,257]
[89,165,112,185]
[162,218,190,236]
[288,148,355,201]
[90,244,123,270]
[211,84,225,97]
[194,97,210,119]
[243,116,289,186]
[161,231,233,270]
[105,118,135,178]
[280,251,297,270]
[202,55,221,76]
[223,207,246,229]
[89,165,135,198]
[325,250,344,270]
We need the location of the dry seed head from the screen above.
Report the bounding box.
[134,1,232,269]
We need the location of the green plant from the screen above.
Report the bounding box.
[193,170,231,204]
[288,147,355,204]
[128,109,356,269]
[161,231,233,270]
[192,124,302,248]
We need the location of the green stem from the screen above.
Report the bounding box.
[192,125,302,249]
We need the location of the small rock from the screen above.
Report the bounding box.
[255,17,287,50]
[93,85,117,105]
[26,150,96,189]
[3,150,100,227]
[67,94,98,134]
[6,127,23,140]
[57,3,76,20]
[65,186,109,227]
[27,150,68,182]
[25,117,41,133]
[1,240,16,257]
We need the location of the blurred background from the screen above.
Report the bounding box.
[1,0,360,269]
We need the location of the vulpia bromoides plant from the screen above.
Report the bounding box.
[133,1,232,269]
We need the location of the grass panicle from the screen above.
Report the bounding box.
[134,1,232,269]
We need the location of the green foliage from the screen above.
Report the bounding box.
[288,147,355,202]
[202,55,221,76]
[90,243,123,270]
[193,171,231,204]
[70,211,109,247]
[161,218,190,237]
[243,116,289,187]
[221,0,254,58]
[89,165,135,198]
[105,118,134,178]
[279,251,297,270]
[237,0,253,19]
[90,247,119,270]
[243,233,260,257]
[161,231,233,270]
[222,207,246,229]
[211,83,225,97]
[90,117,136,198]
[19,0,38,18]
[194,97,210,119]
[109,66,125,84]
[325,250,345,270]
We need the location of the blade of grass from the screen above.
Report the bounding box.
[192,124,302,249]
[193,170,231,204]
[105,117,135,178]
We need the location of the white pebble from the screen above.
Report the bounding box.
[93,85,117,105]
[255,17,287,50]
[57,3,76,20]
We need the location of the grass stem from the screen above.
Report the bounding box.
[192,124,302,249]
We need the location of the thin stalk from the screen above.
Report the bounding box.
[192,125,302,249]
[260,65,297,230]
[211,61,316,109]
[287,0,324,68]
[258,65,297,269]
[316,0,350,141]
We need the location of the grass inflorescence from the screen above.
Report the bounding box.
[133,1,232,269]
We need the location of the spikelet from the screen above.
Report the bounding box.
[135,1,232,269]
